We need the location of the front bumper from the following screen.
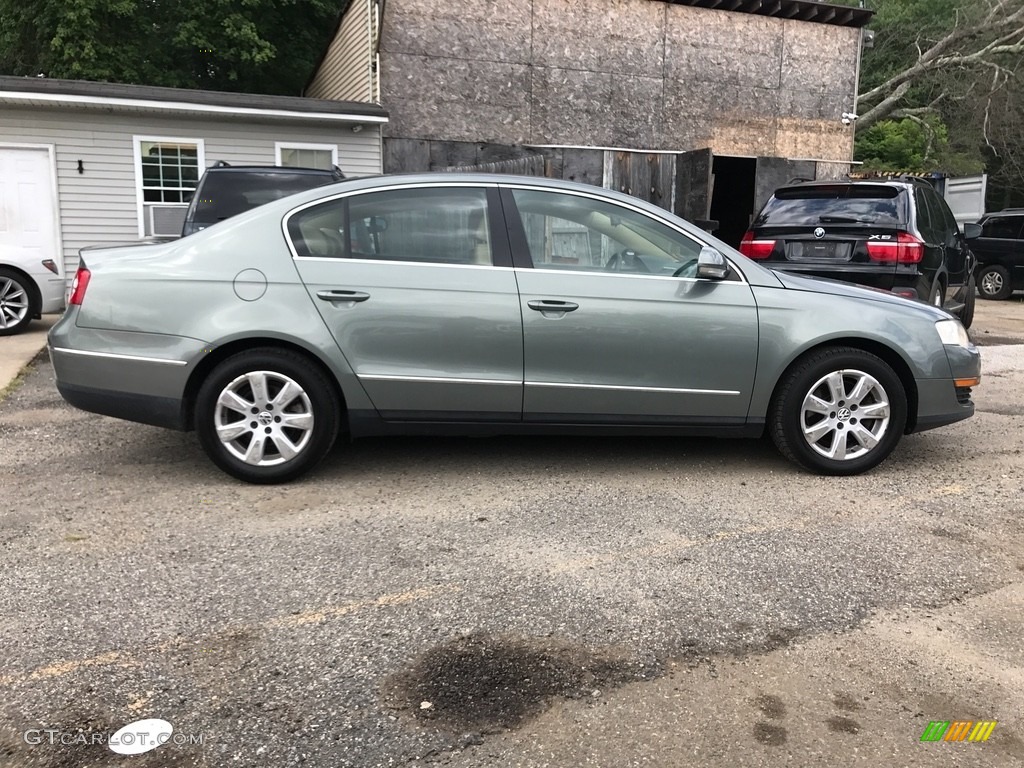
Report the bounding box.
[911,343,981,433]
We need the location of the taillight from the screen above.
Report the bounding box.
[69,267,91,305]
[739,231,776,259]
[866,232,924,263]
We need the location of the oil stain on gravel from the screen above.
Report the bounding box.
[383,633,652,734]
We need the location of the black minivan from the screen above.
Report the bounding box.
[741,179,979,327]
[181,162,345,236]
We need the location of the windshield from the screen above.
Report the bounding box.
[755,185,905,227]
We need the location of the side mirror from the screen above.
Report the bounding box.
[962,222,982,240]
[695,246,729,280]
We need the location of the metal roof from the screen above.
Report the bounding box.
[0,76,388,123]
[668,0,874,28]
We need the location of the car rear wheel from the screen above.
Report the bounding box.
[769,347,907,475]
[977,264,1012,300]
[0,268,35,336]
[958,274,976,329]
[195,349,340,483]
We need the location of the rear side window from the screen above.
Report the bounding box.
[981,216,1024,239]
[192,171,335,227]
[755,185,905,227]
[288,187,493,265]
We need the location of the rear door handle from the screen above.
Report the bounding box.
[527,299,579,313]
[317,289,370,304]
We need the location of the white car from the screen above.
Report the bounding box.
[0,252,65,335]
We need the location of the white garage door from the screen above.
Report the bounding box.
[0,147,61,276]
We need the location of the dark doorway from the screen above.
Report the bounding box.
[710,156,756,248]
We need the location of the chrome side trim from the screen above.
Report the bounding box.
[518,267,749,284]
[360,374,521,386]
[292,256,515,270]
[526,381,741,396]
[51,347,189,366]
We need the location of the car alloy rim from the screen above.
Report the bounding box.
[980,271,1003,295]
[800,369,891,461]
[213,371,314,466]
[0,277,29,329]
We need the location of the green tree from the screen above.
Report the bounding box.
[855,0,1024,205]
[0,0,340,95]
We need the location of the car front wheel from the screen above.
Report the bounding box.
[0,268,35,336]
[977,264,1012,300]
[195,348,340,483]
[769,347,908,475]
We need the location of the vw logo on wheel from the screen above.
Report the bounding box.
[813,227,826,239]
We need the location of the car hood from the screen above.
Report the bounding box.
[771,268,953,321]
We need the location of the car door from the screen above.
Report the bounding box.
[979,215,1024,272]
[928,188,971,290]
[286,183,524,421]
[501,185,759,425]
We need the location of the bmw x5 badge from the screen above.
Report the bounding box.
[813,227,826,239]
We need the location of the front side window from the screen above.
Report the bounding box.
[981,216,1024,240]
[289,187,492,265]
[509,188,703,275]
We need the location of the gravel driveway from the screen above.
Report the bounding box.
[0,347,1022,767]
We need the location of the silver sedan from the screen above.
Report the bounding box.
[49,174,981,483]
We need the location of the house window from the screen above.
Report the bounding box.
[134,137,204,237]
[275,142,338,170]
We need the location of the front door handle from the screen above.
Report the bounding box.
[317,289,371,304]
[527,299,579,314]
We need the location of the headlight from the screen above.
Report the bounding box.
[935,319,971,347]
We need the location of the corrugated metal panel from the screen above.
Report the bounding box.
[1,107,382,279]
[307,0,375,102]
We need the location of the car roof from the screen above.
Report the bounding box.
[203,165,337,175]
[774,179,922,193]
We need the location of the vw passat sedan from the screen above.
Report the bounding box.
[49,175,980,483]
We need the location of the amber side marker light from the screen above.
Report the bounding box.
[955,377,981,388]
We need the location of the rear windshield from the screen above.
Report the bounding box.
[191,171,336,226]
[755,185,905,227]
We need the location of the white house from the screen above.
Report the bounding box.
[0,76,388,282]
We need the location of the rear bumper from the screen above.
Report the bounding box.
[48,314,203,431]
[55,381,186,429]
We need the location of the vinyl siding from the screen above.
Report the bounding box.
[307,0,376,102]
[0,106,382,280]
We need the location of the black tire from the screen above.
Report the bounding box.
[958,274,976,329]
[977,264,1012,300]
[927,279,944,309]
[769,347,908,476]
[0,268,36,336]
[195,348,340,483]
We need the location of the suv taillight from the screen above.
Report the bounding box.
[739,231,776,259]
[866,232,924,264]
[69,267,91,305]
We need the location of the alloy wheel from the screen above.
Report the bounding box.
[980,270,1004,296]
[213,370,315,466]
[799,369,891,461]
[0,276,29,330]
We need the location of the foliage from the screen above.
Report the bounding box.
[855,0,1024,206]
[0,0,339,95]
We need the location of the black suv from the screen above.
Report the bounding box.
[181,162,345,236]
[970,209,1024,300]
[741,179,978,327]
